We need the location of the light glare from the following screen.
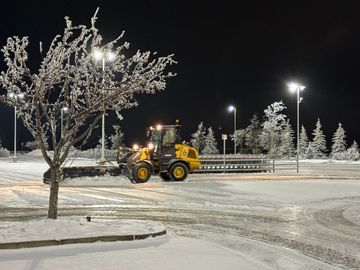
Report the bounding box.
[227,105,235,112]
[107,51,115,62]
[148,142,154,150]
[133,144,139,151]
[288,82,305,93]
[93,50,103,61]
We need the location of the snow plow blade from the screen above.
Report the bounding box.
[43,165,129,184]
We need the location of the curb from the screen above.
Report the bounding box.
[0,229,167,249]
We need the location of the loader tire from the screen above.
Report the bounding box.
[169,163,188,181]
[159,172,171,181]
[132,163,151,183]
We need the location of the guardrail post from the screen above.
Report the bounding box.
[261,157,264,172]
[272,159,275,173]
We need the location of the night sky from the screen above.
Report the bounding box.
[0,1,359,150]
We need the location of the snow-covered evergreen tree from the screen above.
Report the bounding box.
[191,122,206,153]
[109,125,124,150]
[279,119,295,158]
[345,141,360,161]
[311,119,327,158]
[331,123,347,160]
[245,114,262,154]
[203,127,219,154]
[299,125,309,159]
[0,9,175,219]
[231,129,247,153]
[260,101,287,156]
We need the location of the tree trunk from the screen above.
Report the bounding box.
[48,166,61,219]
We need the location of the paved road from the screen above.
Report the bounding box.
[0,172,360,269]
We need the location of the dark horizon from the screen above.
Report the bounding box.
[1,1,359,151]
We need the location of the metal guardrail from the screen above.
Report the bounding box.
[195,155,298,173]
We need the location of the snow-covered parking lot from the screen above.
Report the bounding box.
[0,155,360,269]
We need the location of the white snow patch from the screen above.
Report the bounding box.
[0,217,164,243]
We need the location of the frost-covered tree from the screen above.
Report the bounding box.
[0,9,175,219]
[109,125,124,150]
[331,123,347,160]
[203,127,219,154]
[311,119,327,158]
[191,122,206,153]
[260,101,287,156]
[299,125,309,159]
[345,141,360,161]
[231,129,246,153]
[245,114,262,154]
[279,119,295,158]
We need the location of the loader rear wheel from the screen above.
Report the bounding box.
[169,163,188,181]
[132,163,151,183]
[159,172,171,181]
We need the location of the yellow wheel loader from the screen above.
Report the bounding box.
[120,124,200,183]
[43,124,200,184]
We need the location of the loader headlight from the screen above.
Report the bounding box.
[156,124,162,130]
[132,144,139,151]
[148,142,154,150]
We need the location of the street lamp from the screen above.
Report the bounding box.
[8,92,24,162]
[60,106,69,139]
[227,105,237,155]
[288,82,305,173]
[93,48,116,164]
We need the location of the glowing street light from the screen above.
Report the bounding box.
[288,82,305,173]
[8,92,25,162]
[92,48,116,164]
[227,105,237,155]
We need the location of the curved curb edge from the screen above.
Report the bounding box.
[0,229,167,249]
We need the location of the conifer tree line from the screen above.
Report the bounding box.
[190,101,360,160]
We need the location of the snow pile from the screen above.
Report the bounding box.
[0,148,10,157]
[0,217,165,243]
[62,174,130,186]
[26,149,48,157]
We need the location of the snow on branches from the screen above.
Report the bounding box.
[0,9,176,219]
[0,9,176,168]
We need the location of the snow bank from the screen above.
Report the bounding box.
[0,217,165,243]
[62,174,130,186]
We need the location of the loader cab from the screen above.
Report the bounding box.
[148,125,181,162]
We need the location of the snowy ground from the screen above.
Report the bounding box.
[0,154,360,269]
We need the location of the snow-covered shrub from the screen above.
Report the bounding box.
[331,123,347,160]
[109,125,124,150]
[345,141,360,161]
[260,101,287,157]
[299,125,309,159]
[311,119,327,158]
[279,119,295,158]
[0,147,10,157]
[72,148,117,160]
[203,127,219,154]
[24,140,49,150]
[191,122,206,153]
[245,114,262,154]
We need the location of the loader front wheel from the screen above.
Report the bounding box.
[169,163,188,181]
[132,163,151,183]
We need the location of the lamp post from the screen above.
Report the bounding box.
[93,49,116,164]
[227,105,237,155]
[288,82,305,173]
[60,106,69,138]
[8,92,24,162]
